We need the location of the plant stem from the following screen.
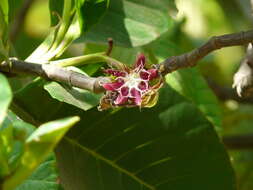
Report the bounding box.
[50,52,125,69]
[0,59,109,93]
[223,134,253,149]
[50,0,73,51]
[2,30,253,94]
[158,30,253,75]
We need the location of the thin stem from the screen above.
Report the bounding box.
[223,134,253,149]
[50,52,126,69]
[50,0,73,50]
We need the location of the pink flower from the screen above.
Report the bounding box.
[98,54,163,110]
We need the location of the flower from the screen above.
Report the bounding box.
[98,54,163,111]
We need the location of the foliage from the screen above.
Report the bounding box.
[0,0,252,190]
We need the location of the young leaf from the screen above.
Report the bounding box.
[0,112,35,177]
[0,0,8,24]
[49,0,64,26]
[0,7,8,60]
[2,116,79,190]
[15,154,63,190]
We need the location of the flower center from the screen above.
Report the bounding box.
[123,72,142,88]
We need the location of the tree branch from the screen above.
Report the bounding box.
[223,134,253,149]
[2,30,253,95]
[0,59,109,93]
[158,30,253,75]
[207,78,253,104]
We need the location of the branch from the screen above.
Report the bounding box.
[207,78,253,104]
[0,59,109,93]
[158,30,253,75]
[2,30,253,95]
[223,134,253,149]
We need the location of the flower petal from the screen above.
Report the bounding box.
[120,86,129,96]
[140,71,150,80]
[138,81,148,91]
[147,69,158,80]
[114,94,128,105]
[103,81,124,91]
[104,69,126,77]
[130,88,142,105]
[134,53,146,69]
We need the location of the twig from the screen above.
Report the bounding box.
[158,30,253,75]
[2,30,253,94]
[106,38,114,56]
[0,59,109,93]
[223,134,253,149]
[207,78,253,104]
[9,0,36,42]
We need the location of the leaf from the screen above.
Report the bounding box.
[80,0,176,47]
[75,0,110,32]
[149,33,222,129]
[54,85,236,190]
[15,154,63,190]
[44,82,101,111]
[0,111,35,178]
[11,72,235,189]
[2,116,79,190]
[49,0,64,26]
[0,5,8,59]
[0,73,12,125]
[0,112,35,176]
[165,69,222,129]
[0,0,8,24]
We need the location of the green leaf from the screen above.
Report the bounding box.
[0,73,12,125]
[2,116,79,190]
[44,82,101,111]
[12,79,63,124]
[149,33,222,128]
[165,69,222,129]
[75,0,110,32]
[0,111,35,178]
[11,74,235,189]
[0,7,8,60]
[15,154,62,190]
[80,0,176,47]
[54,85,236,190]
[49,0,64,26]
[0,0,8,24]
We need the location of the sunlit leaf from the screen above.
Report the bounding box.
[80,0,176,47]
[15,154,63,190]
[0,73,12,125]
[0,0,8,24]
[44,82,101,111]
[2,116,79,190]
